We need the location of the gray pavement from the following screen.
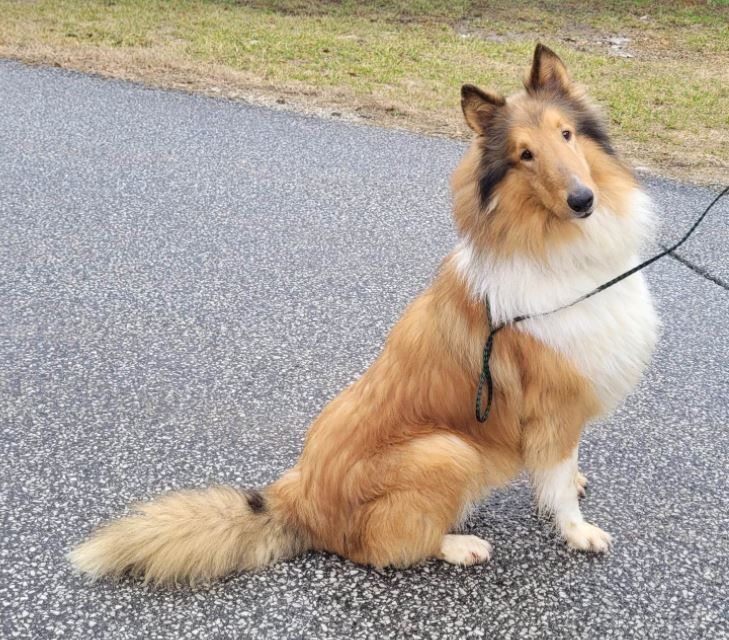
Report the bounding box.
[0,60,727,639]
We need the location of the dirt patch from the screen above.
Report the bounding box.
[5,43,726,187]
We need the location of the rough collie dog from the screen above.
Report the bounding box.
[70,45,658,584]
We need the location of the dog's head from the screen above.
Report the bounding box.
[453,44,633,257]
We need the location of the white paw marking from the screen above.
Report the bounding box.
[563,522,612,553]
[440,534,492,566]
[574,471,588,498]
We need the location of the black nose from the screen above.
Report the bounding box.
[567,187,594,216]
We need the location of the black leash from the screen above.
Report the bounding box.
[475,185,729,423]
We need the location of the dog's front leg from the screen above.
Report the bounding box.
[530,447,612,553]
[571,444,588,498]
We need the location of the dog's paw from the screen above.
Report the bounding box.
[563,522,612,553]
[574,470,588,498]
[439,534,492,566]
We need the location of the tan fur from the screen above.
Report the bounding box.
[70,258,598,582]
[68,485,308,585]
[452,133,636,260]
[282,259,598,567]
[70,45,645,584]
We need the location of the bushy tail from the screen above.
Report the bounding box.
[68,479,307,585]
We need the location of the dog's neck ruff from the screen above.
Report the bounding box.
[455,188,659,420]
[457,185,729,423]
[455,189,657,326]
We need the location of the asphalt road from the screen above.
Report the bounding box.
[1,60,727,640]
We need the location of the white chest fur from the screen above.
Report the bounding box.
[455,189,659,415]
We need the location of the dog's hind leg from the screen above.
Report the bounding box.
[438,534,492,566]
[345,432,490,568]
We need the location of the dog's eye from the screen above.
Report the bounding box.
[520,149,533,161]
[562,130,572,141]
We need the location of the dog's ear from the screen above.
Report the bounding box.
[461,85,505,135]
[526,43,571,95]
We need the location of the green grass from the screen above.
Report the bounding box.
[1,0,727,183]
